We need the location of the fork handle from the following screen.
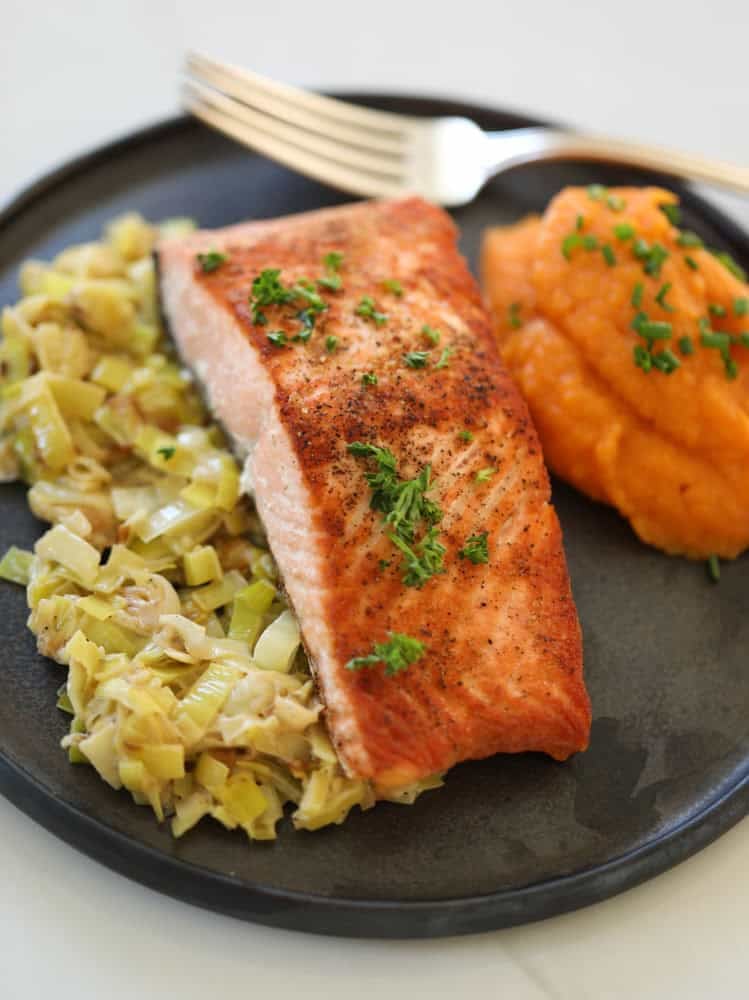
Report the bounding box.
[487,128,749,195]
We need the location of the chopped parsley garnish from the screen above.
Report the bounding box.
[677,231,704,249]
[250,269,328,338]
[317,273,342,292]
[678,336,694,356]
[267,331,289,347]
[325,334,339,352]
[317,251,344,291]
[602,244,617,267]
[382,279,403,296]
[361,371,378,386]
[734,298,749,317]
[475,467,496,483]
[631,283,644,308]
[508,302,523,328]
[434,346,454,370]
[345,632,425,676]
[157,446,176,460]
[355,296,387,327]
[458,531,489,564]
[711,250,747,282]
[378,559,391,570]
[250,269,295,324]
[390,527,446,588]
[458,429,474,442]
[583,235,600,251]
[347,441,445,587]
[421,324,441,346]
[614,223,636,241]
[660,203,682,226]
[403,350,430,369]
[323,251,344,272]
[685,256,699,271]
[655,283,675,312]
[708,303,727,318]
[707,554,720,583]
[196,250,228,273]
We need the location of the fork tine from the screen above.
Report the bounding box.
[183,87,408,200]
[184,79,405,180]
[187,52,415,142]
[184,81,406,183]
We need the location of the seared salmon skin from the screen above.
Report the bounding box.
[157,197,590,791]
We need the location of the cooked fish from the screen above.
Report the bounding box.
[157,197,590,791]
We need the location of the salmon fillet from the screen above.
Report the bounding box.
[156,197,590,791]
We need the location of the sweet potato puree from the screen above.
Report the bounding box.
[482,186,749,559]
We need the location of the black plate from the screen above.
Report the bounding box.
[1,96,748,940]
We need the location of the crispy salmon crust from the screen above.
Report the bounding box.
[157,197,590,790]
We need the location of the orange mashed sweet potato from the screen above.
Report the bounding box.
[482,186,749,559]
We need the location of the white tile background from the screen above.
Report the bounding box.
[2,1,748,997]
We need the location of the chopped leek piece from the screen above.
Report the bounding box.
[176,661,242,744]
[35,525,100,588]
[0,546,34,585]
[183,545,223,587]
[253,610,300,672]
[138,744,186,780]
[191,570,246,612]
[194,752,230,790]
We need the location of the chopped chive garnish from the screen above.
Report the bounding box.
[267,331,288,347]
[562,233,583,259]
[355,297,388,326]
[607,194,626,211]
[508,302,523,328]
[677,231,704,248]
[475,467,496,483]
[458,430,474,442]
[325,335,339,352]
[458,531,490,565]
[652,349,680,374]
[685,255,699,271]
[614,223,635,241]
[707,554,720,582]
[583,235,599,251]
[157,446,176,460]
[587,184,607,201]
[633,238,650,259]
[643,243,669,278]
[734,298,749,317]
[361,371,378,386]
[576,214,585,232]
[382,279,403,296]
[602,244,616,267]
[421,324,441,345]
[711,250,747,282]
[700,330,731,349]
[678,336,694,356]
[655,283,674,312]
[708,303,727,318]
[633,345,652,372]
[196,250,228,273]
[434,346,454,370]
[659,203,681,226]
[631,283,644,308]
[632,313,672,341]
[725,357,739,379]
[738,333,749,349]
[403,350,430,369]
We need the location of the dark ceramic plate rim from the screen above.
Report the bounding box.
[0,99,747,939]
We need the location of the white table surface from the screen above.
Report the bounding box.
[2,2,747,997]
